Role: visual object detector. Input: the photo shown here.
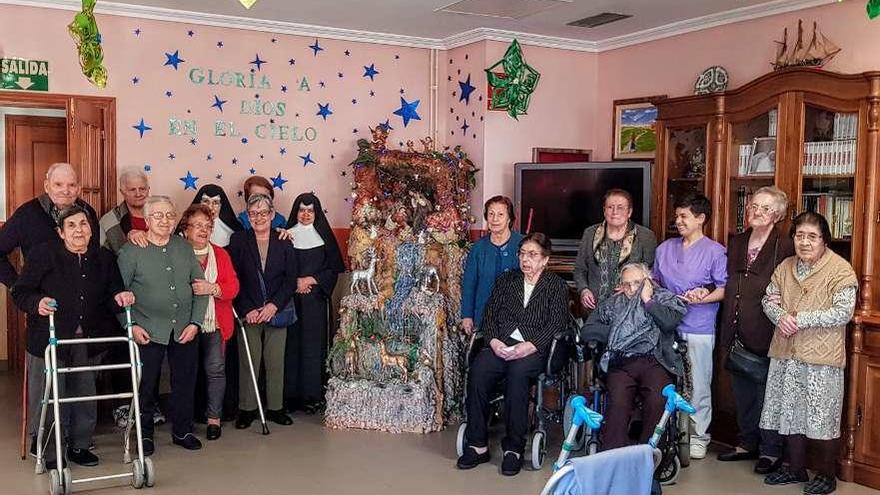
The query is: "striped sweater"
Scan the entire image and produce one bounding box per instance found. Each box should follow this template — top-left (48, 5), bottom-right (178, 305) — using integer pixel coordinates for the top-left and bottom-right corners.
top-left (480, 270), bottom-right (571, 354)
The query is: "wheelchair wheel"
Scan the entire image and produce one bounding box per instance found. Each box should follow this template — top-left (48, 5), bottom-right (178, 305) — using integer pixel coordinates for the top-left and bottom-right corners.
top-left (677, 414), bottom-right (691, 468)
top-left (455, 423), bottom-right (467, 458)
top-left (655, 453), bottom-right (681, 485)
top-left (132, 459), bottom-right (145, 489)
top-left (62, 468), bottom-right (72, 495)
top-left (48, 469), bottom-right (63, 495)
top-left (562, 400), bottom-right (586, 452)
top-left (530, 431), bottom-right (546, 470)
top-left (144, 457), bottom-right (156, 487)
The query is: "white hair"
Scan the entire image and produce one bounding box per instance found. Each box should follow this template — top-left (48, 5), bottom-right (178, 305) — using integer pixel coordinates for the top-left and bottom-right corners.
top-left (752, 186), bottom-right (789, 222)
top-left (143, 195), bottom-right (175, 217)
top-left (118, 166), bottom-right (149, 188)
top-left (620, 262), bottom-right (652, 280)
top-left (45, 162), bottom-right (78, 182)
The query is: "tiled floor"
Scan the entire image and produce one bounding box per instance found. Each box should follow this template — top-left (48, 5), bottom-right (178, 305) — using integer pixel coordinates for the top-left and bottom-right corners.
top-left (0, 372), bottom-right (877, 495)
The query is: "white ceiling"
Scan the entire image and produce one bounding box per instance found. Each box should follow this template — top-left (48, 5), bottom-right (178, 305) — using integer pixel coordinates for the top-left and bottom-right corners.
top-left (7, 0), bottom-right (836, 50)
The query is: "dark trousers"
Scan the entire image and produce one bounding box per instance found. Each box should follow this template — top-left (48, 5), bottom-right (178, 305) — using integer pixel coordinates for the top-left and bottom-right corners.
top-left (729, 371), bottom-right (781, 457)
top-left (601, 356), bottom-right (674, 451)
top-left (784, 434), bottom-right (838, 478)
top-left (465, 348), bottom-right (543, 454)
top-left (139, 338), bottom-right (198, 439)
top-left (223, 332), bottom-right (240, 420)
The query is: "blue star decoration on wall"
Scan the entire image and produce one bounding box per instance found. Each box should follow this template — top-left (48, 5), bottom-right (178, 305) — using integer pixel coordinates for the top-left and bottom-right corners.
top-left (271, 173), bottom-right (288, 190)
top-left (363, 64), bottom-right (379, 81)
top-left (250, 54), bottom-right (267, 71)
top-left (309, 39), bottom-right (323, 56)
top-left (180, 171), bottom-right (198, 190)
top-left (164, 50), bottom-right (185, 70)
top-left (459, 74), bottom-right (476, 104)
top-left (143, 164), bottom-right (151, 172)
top-left (317, 103), bottom-right (333, 120)
top-left (300, 152), bottom-right (316, 167)
top-left (393, 97), bottom-right (421, 127)
top-left (132, 118), bottom-right (152, 138)
top-left (211, 95), bottom-right (227, 112)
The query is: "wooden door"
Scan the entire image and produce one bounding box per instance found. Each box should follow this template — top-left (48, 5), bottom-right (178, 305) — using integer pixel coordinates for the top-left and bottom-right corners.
top-left (4, 114), bottom-right (67, 372)
top-left (67, 98), bottom-right (107, 211)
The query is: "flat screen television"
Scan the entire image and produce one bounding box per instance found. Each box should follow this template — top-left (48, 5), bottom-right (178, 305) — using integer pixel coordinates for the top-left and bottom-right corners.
top-left (514, 162), bottom-right (652, 252)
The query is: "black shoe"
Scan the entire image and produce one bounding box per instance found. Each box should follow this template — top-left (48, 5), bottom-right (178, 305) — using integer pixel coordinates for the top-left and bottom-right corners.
top-left (717, 449), bottom-right (759, 462)
top-left (501, 451), bottom-right (522, 476)
top-left (765, 467), bottom-right (809, 485)
top-left (207, 424), bottom-right (222, 440)
top-left (235, 410), bottom-right (256, 430)
top-left (755, 456), bottom-right (783, 475)
top-left (67, 447), bottom-right (99, 467)
top-left (804, 474), bottom-right (837, 495)
top-left (456, 446), bottom-right (490, 470)
top-left (141, 438), bottom-right (154, 457)
top-left (266, 409), bottom-right (293, 426)
top-left (172, 433), bottom-right (203, 451)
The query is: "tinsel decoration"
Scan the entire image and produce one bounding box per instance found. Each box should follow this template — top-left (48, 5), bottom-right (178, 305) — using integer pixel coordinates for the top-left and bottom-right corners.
top-left (869, 0), bottom-right (880, 19)
top-left (485, 39), bottom-right (541, 120)
top-left (68, 0), bottom-right (107, 88)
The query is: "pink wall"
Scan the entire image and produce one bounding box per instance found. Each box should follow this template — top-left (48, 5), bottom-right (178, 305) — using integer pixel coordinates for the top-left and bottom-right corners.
top-left (0, 4), bottom-right (435, 226)
top-left (594, 0), bottom-right (880, 160)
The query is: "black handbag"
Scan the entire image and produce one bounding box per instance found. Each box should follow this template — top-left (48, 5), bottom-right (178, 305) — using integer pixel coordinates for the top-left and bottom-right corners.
top-left (725, 336), bottom-right (770, 383)
top-left (255, 252), bottom-right (298, 328)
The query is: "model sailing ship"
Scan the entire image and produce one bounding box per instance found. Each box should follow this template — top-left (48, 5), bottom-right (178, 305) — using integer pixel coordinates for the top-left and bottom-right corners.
top-left (773, 20), bottom-right (841, 70)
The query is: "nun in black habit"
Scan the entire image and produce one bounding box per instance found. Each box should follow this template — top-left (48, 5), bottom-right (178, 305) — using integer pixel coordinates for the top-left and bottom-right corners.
top-left (190, 184), bottom-right (244, 422)
top-left (284, 193), bottom-right (345, 414)
top-left (191, 184), bottom-right (244, 247)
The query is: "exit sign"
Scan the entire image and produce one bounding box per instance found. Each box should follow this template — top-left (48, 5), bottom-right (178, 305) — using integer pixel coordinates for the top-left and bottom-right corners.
top-left (1, 58), bottom-right (49, 91)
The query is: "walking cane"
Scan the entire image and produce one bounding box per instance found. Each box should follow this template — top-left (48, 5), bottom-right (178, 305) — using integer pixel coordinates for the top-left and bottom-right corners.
top-left (232, 308), bottom-right (270, 435)
top-left (20, 356), bottom-right (28, 459)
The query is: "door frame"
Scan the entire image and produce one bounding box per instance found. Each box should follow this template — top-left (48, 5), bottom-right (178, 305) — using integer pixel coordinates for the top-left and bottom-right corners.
top-left (0, 90), bottom-right (116, 373)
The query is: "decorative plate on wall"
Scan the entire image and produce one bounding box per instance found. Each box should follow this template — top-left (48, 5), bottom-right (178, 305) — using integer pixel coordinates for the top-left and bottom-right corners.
top-left (694, 66), bottom-right (729, 95)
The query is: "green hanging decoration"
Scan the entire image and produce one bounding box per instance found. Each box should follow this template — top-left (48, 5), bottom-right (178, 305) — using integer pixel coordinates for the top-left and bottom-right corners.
top-left (68, 0), bottom-right (107, 88)
top-left (485, 39), bottom-right (540, 120)
top-left (869, 0), bottom-right (880, 19)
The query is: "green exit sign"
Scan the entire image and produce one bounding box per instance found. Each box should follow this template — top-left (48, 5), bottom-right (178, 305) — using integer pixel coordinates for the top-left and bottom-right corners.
top-left (1, 58), bottom-right (49, 91)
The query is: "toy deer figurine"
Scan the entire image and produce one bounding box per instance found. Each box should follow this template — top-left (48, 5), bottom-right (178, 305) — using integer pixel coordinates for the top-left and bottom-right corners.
top-left (343, 335), bottom-right (359, 376)
top-left (378, 340), bottom-right (408, 382)
top-left (350, 248), bottom-right (378, 296)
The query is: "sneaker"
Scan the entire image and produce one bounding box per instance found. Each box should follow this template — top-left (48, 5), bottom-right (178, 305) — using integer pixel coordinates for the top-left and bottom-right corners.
top-left (456, 446), bottom-right (490, 470)
top-left (765, 467), bottom-right (809, 486)
top-left (755, 456), bottom-right (782, 475)
top-left (172, 433), bottom-right (203, 451)
top-left (501, 451), bottom-right (522, 476)
top-left (67, 447), bottom-right (99, 467)
top-left (804, 474), bottom-right (837, 495)
top-left (235, 410), bottom-right (256, 430)
top-left (690, 442), bottom-right (707, 460)
top-left (266, 409), bottom-right (293, 426)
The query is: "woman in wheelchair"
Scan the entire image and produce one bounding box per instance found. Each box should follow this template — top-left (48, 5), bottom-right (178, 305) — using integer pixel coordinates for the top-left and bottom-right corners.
top-left (456, 232), bottom-right (570, 476)
top-left (580, 262), bottom-right (687, 451)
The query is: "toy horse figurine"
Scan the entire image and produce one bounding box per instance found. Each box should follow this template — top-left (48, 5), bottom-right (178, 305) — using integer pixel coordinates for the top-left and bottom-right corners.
top-left (350, 248), bottom-right (378, 296)
top-left (378, 340), bottom-right (408, 382)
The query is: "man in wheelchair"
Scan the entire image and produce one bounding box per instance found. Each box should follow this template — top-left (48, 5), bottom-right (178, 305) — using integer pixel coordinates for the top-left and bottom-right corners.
top-left (580, 262), bottom-right (687, 451)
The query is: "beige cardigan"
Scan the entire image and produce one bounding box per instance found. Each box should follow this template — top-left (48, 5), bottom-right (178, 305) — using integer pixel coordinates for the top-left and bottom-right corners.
top-left (767, 250), bottom-right (857, 368)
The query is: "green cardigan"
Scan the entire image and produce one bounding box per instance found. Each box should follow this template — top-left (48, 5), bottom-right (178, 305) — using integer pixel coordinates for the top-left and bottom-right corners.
top-left (117, 236), bottom-right (208, 345)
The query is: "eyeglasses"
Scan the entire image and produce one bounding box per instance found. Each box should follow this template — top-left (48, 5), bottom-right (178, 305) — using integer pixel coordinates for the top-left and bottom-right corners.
top-left (148, 212), bottom-right (177, 220)
top-left (604, 205), bottom-right (630, 213)
top-left (248, 209), bottom-right (272, 219)
top-left (518, 249), bottom-right (544, 260)
top-left (200, 198), bottom-right (222, 207)
top-left (188, 222), bottom-right (213, 231)
top-left (747, 204), bottom-right (775, 215)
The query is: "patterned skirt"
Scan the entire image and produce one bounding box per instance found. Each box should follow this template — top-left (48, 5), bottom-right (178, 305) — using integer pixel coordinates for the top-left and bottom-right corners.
top-left (759, 357), bottom-right (844, 440)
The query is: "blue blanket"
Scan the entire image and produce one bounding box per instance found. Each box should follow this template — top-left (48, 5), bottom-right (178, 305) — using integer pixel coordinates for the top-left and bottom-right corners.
top-left (553, 445), bottom-right (655, 495)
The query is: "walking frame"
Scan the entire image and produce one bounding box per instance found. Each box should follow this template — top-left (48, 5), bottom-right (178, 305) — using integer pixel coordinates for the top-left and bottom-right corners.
top-left (232, 307), bottom-right (270, 435)
top-left (35, 305), bottom-right (155, 494)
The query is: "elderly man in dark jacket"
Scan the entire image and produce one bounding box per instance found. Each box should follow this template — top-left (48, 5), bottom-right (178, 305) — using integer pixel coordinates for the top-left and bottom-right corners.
top-left (581, 262), bottom-right (686, 450)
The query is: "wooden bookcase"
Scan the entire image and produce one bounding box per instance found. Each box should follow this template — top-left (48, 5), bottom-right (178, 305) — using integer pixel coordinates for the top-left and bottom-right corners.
top-left (652, 67), bottom-right (880, 488)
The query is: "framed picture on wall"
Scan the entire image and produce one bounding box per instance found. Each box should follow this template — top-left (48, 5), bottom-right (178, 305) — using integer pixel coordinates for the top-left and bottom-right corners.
top-left (612, 95), bottom-right (666, 160)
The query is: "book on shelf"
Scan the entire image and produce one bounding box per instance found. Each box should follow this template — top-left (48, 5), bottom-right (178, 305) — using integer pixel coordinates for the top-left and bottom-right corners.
top-left (802, 193), bottom-right (853, 238)
top-left (738, 144), bottom-right (753, 176)
top-left (803, 139), bottom-right (855, 175)
top-left (735, 187), bottom-right (753, 233)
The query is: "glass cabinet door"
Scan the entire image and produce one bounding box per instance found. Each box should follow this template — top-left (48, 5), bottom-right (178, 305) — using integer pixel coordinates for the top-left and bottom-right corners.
top-left (726, 108), bottom-right (779, 237)
top-left (663, 125), bottom-right (708, 238)
top-left (800, 104), bottom-right (856, 261)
